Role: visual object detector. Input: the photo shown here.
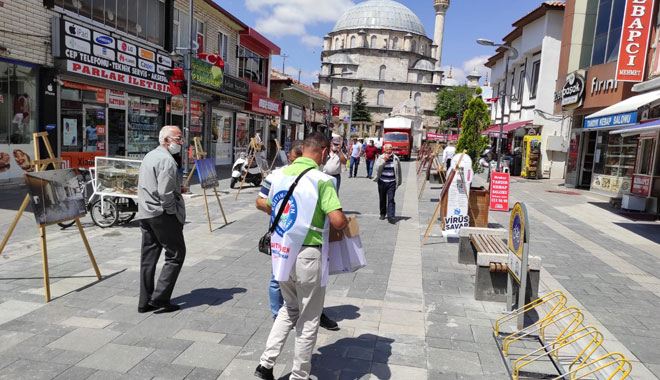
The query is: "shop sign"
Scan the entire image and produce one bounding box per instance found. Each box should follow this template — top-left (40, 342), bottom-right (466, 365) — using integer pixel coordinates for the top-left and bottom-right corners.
top-left (170, 96), bottom-right (185, 115)
top-left (284, 104), bottom-right (303, 123)
top-left (584, 111), bottom-right (637, 129)
top-left (489, 172), bottom-right (510, 211)
top-left (616, 0), bottom-right (655, 82)
top-left (631, 174), bottom-right (652, 196)
top-left (54, 18), bottom-right (171, 94)
top-left (108, 90), bottom-right (127, 109)
top-left (249, 93), bottom-right (281, 116)
top-left (591, 76), bottom-right (619, 95)
top-left (561, 72), bottom-right (585, 110)
top-left (191, 57), bottom-right (223, 91)
top-left (426, 132), bottom-right (458, 141)
top-left (220, 74), bottom-right (249, 100)
top-left (61, 152), bottom-right (105, 169)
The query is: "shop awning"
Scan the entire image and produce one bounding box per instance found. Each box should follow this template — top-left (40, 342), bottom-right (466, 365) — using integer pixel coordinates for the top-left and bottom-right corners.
top-left (584, 89), bottom-right (660, 129)
top-left (482, 120), bottom-right (532, 136)
top-left (611, 118), bottom-right (660, 136)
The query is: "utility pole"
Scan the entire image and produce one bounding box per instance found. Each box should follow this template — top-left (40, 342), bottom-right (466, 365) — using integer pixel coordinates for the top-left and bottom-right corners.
top-left (281, 54), bottom-right (289, 72)
top-left (183, 0), bottom-right (194, 183)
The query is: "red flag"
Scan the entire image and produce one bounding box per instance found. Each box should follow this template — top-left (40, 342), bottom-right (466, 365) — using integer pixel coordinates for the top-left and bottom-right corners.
top-left (197, 53), bottom-right (225, 69)
top-left (164, 69), bottom-right (186, 96)
top-left (486, 97), bottom-right (499, 103)
top-left (331, 105), bottom-right (340, 116)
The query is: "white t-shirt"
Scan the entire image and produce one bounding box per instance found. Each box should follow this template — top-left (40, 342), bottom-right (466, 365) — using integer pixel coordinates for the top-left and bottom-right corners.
top-left (442, 146), bottom-right (456, 167)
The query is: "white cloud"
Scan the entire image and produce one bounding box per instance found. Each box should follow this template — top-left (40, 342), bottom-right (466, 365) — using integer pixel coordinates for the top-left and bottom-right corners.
top-left (244, 0), bottom-right (355, 46)
top-left (301, 35), bottom-right (323, 48)
top-left (441, 55), bottom-right (491, 85)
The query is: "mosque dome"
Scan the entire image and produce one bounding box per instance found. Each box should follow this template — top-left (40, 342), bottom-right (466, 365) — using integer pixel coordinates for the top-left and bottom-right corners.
top-left (332, 0), bottom-right (426, 36)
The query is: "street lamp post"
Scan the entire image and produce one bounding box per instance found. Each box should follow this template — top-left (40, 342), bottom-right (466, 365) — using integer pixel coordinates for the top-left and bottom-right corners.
top-left (477, 38), bottom-right (518, 172)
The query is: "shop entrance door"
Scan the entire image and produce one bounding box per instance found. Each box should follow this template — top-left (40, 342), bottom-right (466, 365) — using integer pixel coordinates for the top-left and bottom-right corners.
top-left (107, 108), bottom-right (126, 156)
top-left (565, 130), bottom-right (581, 187)
top-left (82, 105), bottom-right (106, 153)
top-left (579, 130), bottom-right (597, 188)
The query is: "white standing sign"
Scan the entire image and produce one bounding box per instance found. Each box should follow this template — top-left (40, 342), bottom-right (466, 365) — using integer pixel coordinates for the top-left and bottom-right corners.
top-left (443, 153), bottom-right (474, 238)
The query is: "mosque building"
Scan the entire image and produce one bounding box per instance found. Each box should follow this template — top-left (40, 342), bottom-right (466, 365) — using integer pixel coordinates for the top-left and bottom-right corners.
top-left (317, 0), bottom-right (452, 131)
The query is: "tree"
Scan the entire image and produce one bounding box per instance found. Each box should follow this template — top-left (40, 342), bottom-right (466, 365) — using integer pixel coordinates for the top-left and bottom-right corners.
top-left (434, 85), bottom-right (473, 130)
top-left (456, 87), bottom-right (490, 172)
top-left (351, 82), bottom-right (372, 122)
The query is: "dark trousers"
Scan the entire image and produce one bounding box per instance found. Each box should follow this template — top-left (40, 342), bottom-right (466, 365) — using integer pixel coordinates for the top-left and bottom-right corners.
top-left (350, 156), bottom-right (360, 177)
top-left (332, 174), bottom-right (341, 194)
top-left (378, 180), bottom-right (396, 218)
top-left (139, 213), bottom-right (186, 308)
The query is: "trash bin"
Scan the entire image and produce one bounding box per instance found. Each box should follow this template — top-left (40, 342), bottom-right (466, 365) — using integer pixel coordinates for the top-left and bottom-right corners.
top-left (469, 187), bottom-right (489, 227)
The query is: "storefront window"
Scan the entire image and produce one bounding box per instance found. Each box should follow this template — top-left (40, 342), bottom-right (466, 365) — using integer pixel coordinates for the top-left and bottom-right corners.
top-left (636, 138), bottom-right (655, 176)
top-left (126, 96), bottom-right (163, 158)
top-left (592, 131), bottom-right (637, 193)
top-left (212, 110), bottom-right (233, 166)
top-left (60, 84), bottom-right (106, 153)
top-left (55, 0), bottom-right (166, 47)
top-left (0, 61), bottom-right (39, 145)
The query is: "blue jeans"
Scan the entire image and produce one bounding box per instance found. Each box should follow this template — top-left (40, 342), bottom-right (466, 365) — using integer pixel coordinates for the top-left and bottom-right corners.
top-left (269, 273), bottom-right (283, 318)
top-left (378, 180), bottom-right (396, 218)
top-left (366, 160), bottom-right (375, 177)
top-left (332, 174), bottom-right (341, 194)
top-left (350, 156), bottom-right (360, 177)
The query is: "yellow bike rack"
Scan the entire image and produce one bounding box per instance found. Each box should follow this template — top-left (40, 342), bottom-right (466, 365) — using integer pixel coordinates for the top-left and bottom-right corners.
top-left (495, 290), bottom-right (567, 337)
top-left (512, 326), bottom-right (603, 380)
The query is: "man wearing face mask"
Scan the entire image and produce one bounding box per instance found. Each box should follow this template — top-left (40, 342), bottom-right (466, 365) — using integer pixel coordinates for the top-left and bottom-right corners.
top-left (136, 126), bottom-right (187, 313)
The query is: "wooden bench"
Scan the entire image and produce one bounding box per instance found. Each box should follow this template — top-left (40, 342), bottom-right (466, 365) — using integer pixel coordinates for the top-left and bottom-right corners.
top-left (458, 227), bottom-right (541, 303)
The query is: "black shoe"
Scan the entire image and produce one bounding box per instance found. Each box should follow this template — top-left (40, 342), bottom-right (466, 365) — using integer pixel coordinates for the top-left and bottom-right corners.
top-left (320, 313), bottom-right (339, 331)
top-left (379, 215), bottom-right (386, 220)
top-left (137, 304), bottom-right (158, 313)
top-left (388, 218), bottom-right (396, 224)
top-left (254, 365), bottom-right (274, 380)
top-left (148, 301), bottom-right (181, 313)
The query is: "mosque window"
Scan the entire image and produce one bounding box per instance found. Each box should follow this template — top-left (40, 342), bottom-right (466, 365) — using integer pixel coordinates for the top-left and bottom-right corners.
top-left (417, 72), bottom-right (423, 83)
top-left (392, 37), bottom-right (399, 50)
top-left (411, 40), bottom-right (417, 53)
top-left (414, 92), bottom-right (421, 107)
top-left (379, 65), bottom-right (386, 80)
top-left (335, 38), bottom-right (339, 49)
top-left (341, 87), bottom-right (349, 103)
top-left (350, 36), bottom-right (356, 48)
top-left (377, 90), bottom-right (385, 105)
top-left (421, 44), bottom-right (426, 55)
top-left (371, 36), bottom-right (377, 48)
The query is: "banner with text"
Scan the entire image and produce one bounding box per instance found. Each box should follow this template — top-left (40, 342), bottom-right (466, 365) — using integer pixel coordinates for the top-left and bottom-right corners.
top-left (616, 0), bottom-right (655, 82)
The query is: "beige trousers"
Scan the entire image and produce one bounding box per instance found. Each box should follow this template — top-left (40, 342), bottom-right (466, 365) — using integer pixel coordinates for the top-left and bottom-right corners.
top-left (260, 246), bottom-right (326, 380)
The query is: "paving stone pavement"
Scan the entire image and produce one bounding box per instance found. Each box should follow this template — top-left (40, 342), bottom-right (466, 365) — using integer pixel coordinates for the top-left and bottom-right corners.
top-left (0, 160), bottom-right (659, 379)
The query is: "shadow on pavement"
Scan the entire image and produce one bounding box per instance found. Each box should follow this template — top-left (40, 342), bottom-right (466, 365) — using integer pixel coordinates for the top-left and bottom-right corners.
top-left (172, 287), bottom-right (246, 310)
top-left (614, 222), bottom-right (660, 245)
top-left (310, 334), bottom-right (394, 379)
top-left (323, 305), bottom-right (360, 322)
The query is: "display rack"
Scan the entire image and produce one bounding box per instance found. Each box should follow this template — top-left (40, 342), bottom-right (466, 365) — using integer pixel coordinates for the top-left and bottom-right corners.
top-left (94, 157), bottom-right (141, 199)
top-left (127, 113), bottom-right (159, 157)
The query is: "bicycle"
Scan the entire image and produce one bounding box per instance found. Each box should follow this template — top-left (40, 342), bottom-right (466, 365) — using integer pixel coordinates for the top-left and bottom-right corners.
top-left (58, 168), bottom-right (137, 228)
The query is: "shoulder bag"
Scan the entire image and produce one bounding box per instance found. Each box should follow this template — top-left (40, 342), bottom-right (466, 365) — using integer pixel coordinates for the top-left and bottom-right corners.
top-left (258, 167), bottom-right (313, 255)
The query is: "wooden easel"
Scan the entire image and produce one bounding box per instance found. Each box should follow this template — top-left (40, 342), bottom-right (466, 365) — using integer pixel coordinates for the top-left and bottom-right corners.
top-left (235, 138), bottom-right (259, 200)
top-left (0, 132), bottom-right (101, 302)
top-left (188, 137), bottom-right (228, 232)
top-left (422, 150), bottom-right (466, 245)
top-left (268, 139), bottom-right (282, 172)
top-left (417, 143), bottom-right (443, 200)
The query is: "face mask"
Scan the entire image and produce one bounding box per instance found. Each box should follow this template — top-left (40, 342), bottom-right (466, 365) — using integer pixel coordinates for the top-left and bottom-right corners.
top-left (168, 141), bottom-right (182, 155)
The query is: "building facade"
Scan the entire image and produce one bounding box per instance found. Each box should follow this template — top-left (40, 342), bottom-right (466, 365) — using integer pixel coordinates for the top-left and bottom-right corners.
top-left (0, 0), bottom-right (57, 183)
top-left (317, 0), bottom-right (447, 132)
top-left (485, 1), bottom-right (565, 179)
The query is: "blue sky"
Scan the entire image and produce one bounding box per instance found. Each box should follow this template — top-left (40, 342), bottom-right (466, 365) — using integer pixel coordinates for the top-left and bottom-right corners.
top-left (216, 0), bottom-right (545, 85)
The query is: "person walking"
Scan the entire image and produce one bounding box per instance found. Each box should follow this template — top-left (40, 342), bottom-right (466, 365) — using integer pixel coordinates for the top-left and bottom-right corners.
top-left (254, 132), bottom-right (348, 380)
top-left (373, 143), bottom-right (402, 224)
top-left (442, 142), bottom-right (456, 170)
top-left (257, 140), bottom-right (339, 330)
top-left (348, 137), bottom-right (362, 178)
top-left (136, 126), bottom-right (186, 313)
top-left (323, 134), bottom-right (347, 192)
top-left (364, 139), bottom-right (379, 179)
